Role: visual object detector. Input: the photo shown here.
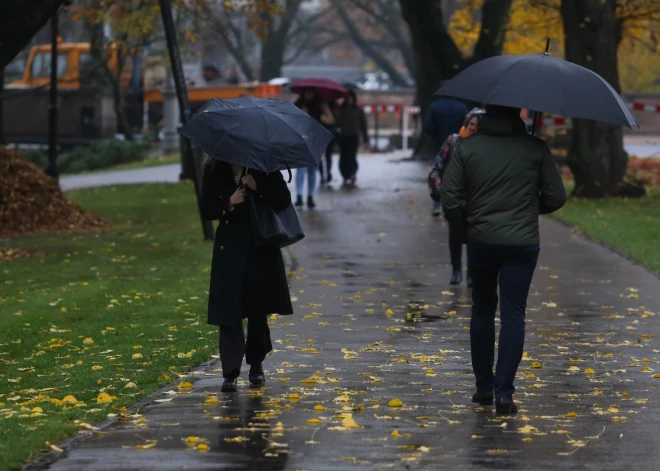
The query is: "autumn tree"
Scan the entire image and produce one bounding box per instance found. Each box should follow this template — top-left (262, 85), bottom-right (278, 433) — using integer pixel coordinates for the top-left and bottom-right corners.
top-left (560, 0), bottom-right (660, 197)
top-left (333, 0), bottom-right (413, 87)
top-left (398, 0), bottom-right (514, 159)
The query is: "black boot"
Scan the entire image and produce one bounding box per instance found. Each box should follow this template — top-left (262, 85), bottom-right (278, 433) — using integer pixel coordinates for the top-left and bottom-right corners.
top-left (471, 391), bottom-right (494, 406)
top-left (450, 270), bottom-right (462, 286)
top-left (307, 196), bottom-right (316, 209)
top-left (221, 377), bottom-right (238, 392)
top-left (295, 195), bottom-right (304, 207)
top-left (495, 397), bottom-right (518, 414)
top-left (249, 364), bottom-right (266, 386)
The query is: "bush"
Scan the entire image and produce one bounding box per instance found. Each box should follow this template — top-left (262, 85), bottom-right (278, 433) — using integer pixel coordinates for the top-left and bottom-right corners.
top-left (16, 140), bottom-right (151, 175)
top-left (20, 148), bottom-right (48, 170)
top-left (57, 139), bottom-right (151, 174)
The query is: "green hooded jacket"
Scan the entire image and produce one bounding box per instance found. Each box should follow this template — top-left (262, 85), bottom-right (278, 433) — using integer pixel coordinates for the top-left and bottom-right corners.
top-left (439, 112), bottom-right (566, 246)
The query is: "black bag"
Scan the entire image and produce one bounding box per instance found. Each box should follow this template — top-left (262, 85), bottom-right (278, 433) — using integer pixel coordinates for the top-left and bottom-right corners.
top-left (248, 192), bottom-right (305, 249)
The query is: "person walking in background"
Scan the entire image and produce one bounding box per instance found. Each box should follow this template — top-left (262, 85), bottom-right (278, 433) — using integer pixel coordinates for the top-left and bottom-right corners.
top-left (440, 104), bottom-right (566, 414)
top-left (429, 108), bottom-right (485, 286)
top-left (295, 88), bottom-right (335, 208)
top-left (423, 80), bottom-right (469, 157)
top-left (336, 90), bottom-right (368, 186)
top-left (200, 158), bottom-right (294, 393)
top-left (320, 99), bottom-right (338, 185)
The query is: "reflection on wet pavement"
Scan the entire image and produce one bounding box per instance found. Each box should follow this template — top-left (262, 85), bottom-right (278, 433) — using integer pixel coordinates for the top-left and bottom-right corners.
top-left (48, 155), bottom-right (660, 470)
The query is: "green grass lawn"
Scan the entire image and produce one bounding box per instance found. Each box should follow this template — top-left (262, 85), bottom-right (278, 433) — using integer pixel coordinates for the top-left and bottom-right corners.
top-left (554, 189), bottom-right (660, 274)
top-left (0, 183), bottom-right (217, 470)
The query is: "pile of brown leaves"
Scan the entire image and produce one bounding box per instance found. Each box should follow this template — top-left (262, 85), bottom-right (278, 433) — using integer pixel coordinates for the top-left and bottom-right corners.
top-left (0, 147), bottom-right (109, 239)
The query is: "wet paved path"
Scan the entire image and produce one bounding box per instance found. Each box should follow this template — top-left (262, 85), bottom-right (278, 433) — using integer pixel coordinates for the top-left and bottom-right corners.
top-left (49, 156), bottom-right (660, 470)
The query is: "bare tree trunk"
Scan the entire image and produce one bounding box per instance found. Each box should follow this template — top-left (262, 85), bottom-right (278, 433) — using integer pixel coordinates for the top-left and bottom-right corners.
top-left (399, 0), bottom-right (513, 159)
top-left (561, 0), bottom-right (637, 197)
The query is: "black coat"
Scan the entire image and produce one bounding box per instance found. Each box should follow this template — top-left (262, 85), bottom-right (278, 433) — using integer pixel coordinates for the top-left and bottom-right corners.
top-left (201, 162), bottom-right (294, 327)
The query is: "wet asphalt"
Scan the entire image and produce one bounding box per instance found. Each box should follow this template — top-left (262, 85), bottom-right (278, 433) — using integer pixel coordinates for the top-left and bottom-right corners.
top-left (47, 155), bottom-right (660, 470)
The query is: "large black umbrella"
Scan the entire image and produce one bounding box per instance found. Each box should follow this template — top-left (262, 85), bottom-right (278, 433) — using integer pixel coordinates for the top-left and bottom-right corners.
top-left (178, 96), bottom-right (333, 173)
top-left (435, 49), bottom-right (637, 128)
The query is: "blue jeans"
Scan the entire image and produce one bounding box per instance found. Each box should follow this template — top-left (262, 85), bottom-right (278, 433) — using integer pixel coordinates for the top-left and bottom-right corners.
top-left (467, 243), bottom-right (540, 399)
top-left (296, 167), bottom-right (317, 197)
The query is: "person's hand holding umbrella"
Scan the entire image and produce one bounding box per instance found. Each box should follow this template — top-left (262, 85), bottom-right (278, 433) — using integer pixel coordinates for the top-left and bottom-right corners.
top-left (241, 174), bottom-right (258, 191)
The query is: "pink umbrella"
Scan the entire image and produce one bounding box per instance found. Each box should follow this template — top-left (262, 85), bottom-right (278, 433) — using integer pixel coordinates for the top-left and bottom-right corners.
top-left (290, 78), bottom-right (349, 100)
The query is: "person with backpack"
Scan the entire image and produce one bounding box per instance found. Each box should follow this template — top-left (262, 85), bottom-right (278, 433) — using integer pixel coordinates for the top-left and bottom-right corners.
top-left (428, 108), bottom-right (485, 286)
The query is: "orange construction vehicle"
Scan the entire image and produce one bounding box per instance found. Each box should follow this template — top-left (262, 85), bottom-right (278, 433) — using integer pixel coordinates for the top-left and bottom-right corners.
top-left (3, 41), bottom-right (281, 146)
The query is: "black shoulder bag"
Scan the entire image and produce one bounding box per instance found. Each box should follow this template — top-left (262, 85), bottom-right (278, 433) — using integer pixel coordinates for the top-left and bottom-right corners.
top-left (247, 168), bottom-right (305, 249)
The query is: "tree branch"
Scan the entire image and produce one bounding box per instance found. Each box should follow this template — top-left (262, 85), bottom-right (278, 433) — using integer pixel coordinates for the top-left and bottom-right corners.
top-left (335, 2), bottom-right (410, 86)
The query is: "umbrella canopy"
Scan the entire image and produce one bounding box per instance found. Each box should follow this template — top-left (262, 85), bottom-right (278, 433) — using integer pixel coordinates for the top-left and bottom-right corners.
top-left (178, 96), bottom-right (334, 173)
top-left (435, 53), bottom-right (637, 128)
top-left (290, 78), bottom-right (349, 100)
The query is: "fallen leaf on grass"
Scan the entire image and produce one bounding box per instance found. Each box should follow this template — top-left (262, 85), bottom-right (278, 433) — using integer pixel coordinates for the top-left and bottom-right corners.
top-left (97, 392), bottom-right (116, 404)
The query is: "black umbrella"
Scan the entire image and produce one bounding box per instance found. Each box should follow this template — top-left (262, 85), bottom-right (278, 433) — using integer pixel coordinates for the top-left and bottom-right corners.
top-left (178, 96), bottom-right (333, 173)
top-left (435, 43), bottom-right (637, 129)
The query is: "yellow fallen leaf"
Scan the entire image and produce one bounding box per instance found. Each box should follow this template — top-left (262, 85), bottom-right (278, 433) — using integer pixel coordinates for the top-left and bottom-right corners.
top-left (314, 405), bottom-right (325, 411)
top-left (196, 444), bottom-right (209, 452)
top-left (530, 362), bottom-right (542, 369)
top-left (288, 393), bottom-right (301, 402)
top-left (83, 338), bottom-right (95, 345)
top-left (225, 436), bottom-right (248, 443)
top-left (341, 413), bottom-right (361, 429)
top-left (92, 365), bottom-right (103, 371)
top-left (585, 368), bottom-right (595, 375)
top-left (185, 436), bottom-right (207, 445)
top-left (134, 440), bottom-right (157, 450)
top-left (568, 366), bottom-right (580, 372)
top-left (132, 353), bottom-right (143, 360)
top-left (651, 374), bottom-right (660, 378)
top-left (124, 382), bottom-right (137, 389)
top-left (565, 412), bottom-right (577, 418)
top-left (97, 392), bottom-right (114, 404)
top-left (47, 442), bottom-right (64, 453)
top-left (391, 430), bottom-right (403, 438)
top-left (519, 425), bottom-right (539, 434)
top-left (178, 381), bottom-right (194, 389)
top-left (204, 396), bottom-right (219, 404)
top-left (61, 395), bottom-right (77, 405)
top-left (388, 398), bottom-right (403, 408)
top-left (307, 418), bottom-right (321, 424)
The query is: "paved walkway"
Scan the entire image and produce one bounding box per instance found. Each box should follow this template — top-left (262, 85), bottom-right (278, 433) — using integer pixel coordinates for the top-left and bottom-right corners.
top-left (48, 156), bottom-right (660, 470)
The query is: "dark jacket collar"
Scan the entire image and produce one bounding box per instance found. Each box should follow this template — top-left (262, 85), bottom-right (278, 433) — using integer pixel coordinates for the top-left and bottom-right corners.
top-left (478, 114), bottom-right (527, 136)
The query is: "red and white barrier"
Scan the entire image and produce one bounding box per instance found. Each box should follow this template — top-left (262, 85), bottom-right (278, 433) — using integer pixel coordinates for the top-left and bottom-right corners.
top-left (630, 102), bottom-right (660, 113)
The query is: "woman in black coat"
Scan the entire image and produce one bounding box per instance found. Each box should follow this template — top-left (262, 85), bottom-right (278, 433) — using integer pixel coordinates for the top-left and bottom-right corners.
top-left (201, 159), bottom-right (294, 392)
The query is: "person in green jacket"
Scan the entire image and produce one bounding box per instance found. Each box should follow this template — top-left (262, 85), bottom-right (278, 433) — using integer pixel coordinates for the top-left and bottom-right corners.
top-left (440, 104), bottom-right (566, 414)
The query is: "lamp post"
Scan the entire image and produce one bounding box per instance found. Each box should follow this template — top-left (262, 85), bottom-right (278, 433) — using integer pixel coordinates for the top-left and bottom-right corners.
top-left (46, 11), bottom-right (59, 180)
top-left (158, 0), bottom-right (214, 241)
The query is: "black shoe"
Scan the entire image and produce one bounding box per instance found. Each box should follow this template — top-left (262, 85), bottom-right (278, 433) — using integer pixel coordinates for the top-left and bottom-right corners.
top-left (467, 276), bottom-right (473, 288)
top-left (221, 377), bottom-right (238, 392)
top-left (471, 391), bottom-right (494, 406)
top-left (307, 196), bottom-right (316, 209)
top-left (495, 397), bottom-right (518, 414)
top-left (450, 270), bottom-right (462, 285)
top-left (295, 196), bottom-right (304, 207)
top-left (248, 364), bottom-right (266, 386)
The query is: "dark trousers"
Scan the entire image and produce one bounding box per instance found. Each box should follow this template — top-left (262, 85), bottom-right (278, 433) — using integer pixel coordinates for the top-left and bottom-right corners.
top-left (339, 135), bottom-right (359, 180)
top-left (320, 138), bottom-right (335, 182)
top-left (219, 318), bottom-right (272, 379)
top-left (448, 225), bottom-right (470, 276)
top-left (467, 243), bottom-right (540, 399)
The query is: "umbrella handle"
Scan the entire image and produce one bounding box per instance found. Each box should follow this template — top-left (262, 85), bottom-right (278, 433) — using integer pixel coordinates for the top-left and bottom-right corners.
top-left (286, 167), bottom-right (292, 183)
